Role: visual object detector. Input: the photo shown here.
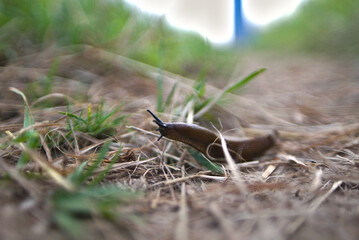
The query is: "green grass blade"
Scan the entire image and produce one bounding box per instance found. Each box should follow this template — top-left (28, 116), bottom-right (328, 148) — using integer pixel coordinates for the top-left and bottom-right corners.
top-left (156, 72), bottom-right (164, 112)
top-left (87, 104), bottom-right (92, 127)
top-left (99, 105), bottom-right (122, 125)
top-left (194, 96), bottom-right (214, 112)
top-left (75, 141), bottom-right (111, 185)
top-left (187, 148), bottom-right (224, 175)
top-left (90, 148), bottom-right (122, 186)
top-left (17, 132), bottom-right (40, 167)
top-left (9, 87), bottom-right (33, 128)
top-left (156, 40), bottom-right (166, 112)
top-left (194, 78), bottom-right (207, 97)
top-left (43, 58), bottom-right (59, 96)
top-left (164, 82), bottom-right (178, 109)
top-left (59, 111), bottom-right (88, 125)
top-left (9, 88), bottom-right (40, 167)
top-left (67, 161), bottom-right (88, 184)
top-left (224, 68), bottom-right (266, 94)
top-left (184, 79), bottom-right (207, 107)
top-left (53, 211), bottom-right (84, 238)
top-left (193, 68), bottom-right (267, 119)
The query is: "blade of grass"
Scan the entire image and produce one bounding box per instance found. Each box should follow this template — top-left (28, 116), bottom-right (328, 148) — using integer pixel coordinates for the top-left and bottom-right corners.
top-left (17, 132), bottom-right (41, 166)
top-left (67, 161), bottom-right (88, 184)
top-left (156, 39), bottom-right (165, 112)
top-left (187, 148), bottom-right (224, 175)
top-left (9, 87), bottom-right (33, 128)
top-left (74, 141), bottom-right (111, 186)
top-left (43, 58), bottom-right (59, 96)
top-left (224, 68), bottom-right (266, 94)
top-left (53, 211), bottom-right (84, 239)
top-left (194, 78), bottom-right (207, 98)
top-left (90, 148), bottom-right (121, 186)
top-left (98, 105), bottom-right (122, 126)
top-left (194, 68), bottom-right (266, 119)
top-left (87, 103), bottom-right (92, 130)
top-left (9, 87), bottom-right (39, 167)
top-left (59, 111), bottom-right (88, 125)
top-left (164, 82), bottom-right (178, 109)
top-left (156, 71), bottom-right (164, 112)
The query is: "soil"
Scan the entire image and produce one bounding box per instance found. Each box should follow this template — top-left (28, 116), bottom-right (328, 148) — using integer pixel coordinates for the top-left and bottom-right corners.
top-left (1, 46), bottom-right (359, 240)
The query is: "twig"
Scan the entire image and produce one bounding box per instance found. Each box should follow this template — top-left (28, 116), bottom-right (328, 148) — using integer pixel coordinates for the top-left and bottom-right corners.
top-left (68, 118), bottom-right (80, 156)
top-left (215, 128), bottom-right (247, 193)
top-left (127, 125), bottom-right (160, 138)
top-left (152, 173), bottom-right (226, 186)
top-left (261, 165), bottom-right (277, 180)
top-left (278, 153), bottom-right (309, 168)
top-left (309, 180), bottom-right (342, 210)
top-left (176, 149), bottom-right (188, 168)
top-left (285, 180), bottom-right (343, 235)
top-left (310, 168), bottom-right (323, 192)
top-left (175, 167), bottom-right (189, 240)
top-left (161, 162), bottom-right (177, 203)
top-left (31, 93), bottom-right (78, 106)
top-left (150, 188), bottom-right (162, 209)
top-left (39, 133), bottom-right (53, 162)
top-left (93, 157), bottom-right (157, 173)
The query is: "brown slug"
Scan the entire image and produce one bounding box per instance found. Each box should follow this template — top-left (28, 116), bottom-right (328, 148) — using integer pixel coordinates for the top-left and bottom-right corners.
top-left (147, 109), bottom-right (278, 162)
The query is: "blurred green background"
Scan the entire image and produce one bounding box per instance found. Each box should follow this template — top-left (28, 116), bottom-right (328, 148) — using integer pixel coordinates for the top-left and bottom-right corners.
top-left (253, 0), bottom-right (359, 55)
top-left (0, 0), bottom-right (358, 75)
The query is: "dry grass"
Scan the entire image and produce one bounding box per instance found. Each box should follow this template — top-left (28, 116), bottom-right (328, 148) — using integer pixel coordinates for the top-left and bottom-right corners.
top-left (1, 46), bottom-right (359, 240)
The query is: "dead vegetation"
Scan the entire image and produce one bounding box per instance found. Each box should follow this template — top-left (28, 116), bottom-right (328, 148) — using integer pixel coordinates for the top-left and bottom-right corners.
top-left (1, 46), bottom-right (359, 240)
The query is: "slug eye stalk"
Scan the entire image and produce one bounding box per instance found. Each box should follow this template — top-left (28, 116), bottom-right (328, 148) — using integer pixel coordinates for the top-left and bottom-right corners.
top-left (147, 109), bottom-right (165, 141)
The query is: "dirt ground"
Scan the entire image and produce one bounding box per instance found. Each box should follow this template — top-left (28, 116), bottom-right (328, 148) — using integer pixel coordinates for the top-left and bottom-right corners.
top-left (1, 46), bottom-right (359, 240)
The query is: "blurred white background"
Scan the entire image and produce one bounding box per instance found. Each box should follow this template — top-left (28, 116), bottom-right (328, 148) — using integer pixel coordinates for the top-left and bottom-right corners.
top-left (124, 0), bottom-right (304, 44)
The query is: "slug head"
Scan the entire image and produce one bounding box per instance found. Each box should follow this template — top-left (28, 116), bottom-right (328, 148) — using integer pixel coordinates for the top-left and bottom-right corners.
top-left (147, 109), bottom-right (167, 141)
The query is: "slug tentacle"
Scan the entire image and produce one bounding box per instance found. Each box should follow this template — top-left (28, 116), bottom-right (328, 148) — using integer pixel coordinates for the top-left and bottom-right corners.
top-left (147, 109), bottom-right (166, 141)
top-left (147, 109), bottom-right (278, 162)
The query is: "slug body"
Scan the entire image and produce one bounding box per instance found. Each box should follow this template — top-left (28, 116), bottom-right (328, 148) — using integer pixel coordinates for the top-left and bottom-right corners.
top-left (147, 109), bottom-right (277, 162)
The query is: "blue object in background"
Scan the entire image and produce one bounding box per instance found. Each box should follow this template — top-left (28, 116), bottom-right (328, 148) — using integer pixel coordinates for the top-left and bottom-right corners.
top-left (234, 0), bottom-right (246, 42)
